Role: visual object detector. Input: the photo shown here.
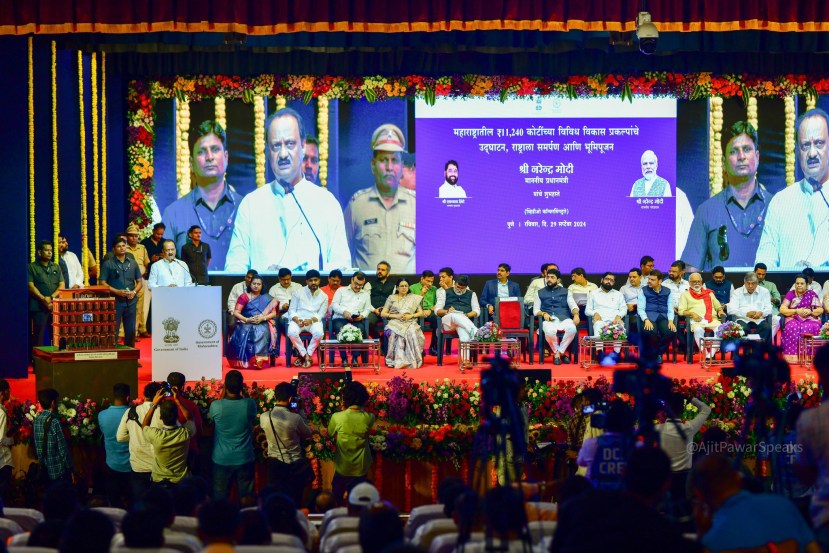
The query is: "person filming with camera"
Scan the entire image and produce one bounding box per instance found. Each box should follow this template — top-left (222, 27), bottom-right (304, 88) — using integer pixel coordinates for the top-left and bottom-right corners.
top-left (141, 381), bottom-right (195, 486)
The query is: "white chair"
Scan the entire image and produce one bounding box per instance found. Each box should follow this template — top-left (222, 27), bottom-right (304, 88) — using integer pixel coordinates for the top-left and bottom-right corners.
top-left (3, 508), bottom-right (45, 531)
top-left (112, 532), bottom-right (202, 553)
top-left (298, 511), bottom-right (318, 551)
top-left (526, 521), bottom-right (558, 544)
top-left (111, 548), bottom-right (181, 553)
top-left (8, 548), bottom-right (59, 553)
top-left (339, 546), bottom-right (362, 553)
top-left (8, 532), bottom-right (31, 546)
top-left (0, 518), bottom-right (25, 542)
top-left (429, 531), bottom-right (485, 553)
top-left (461, 539), bottom-right (534, 553)
top-left (170, 515), bottom-right (198, 535)
top-left (321, 516), bottom-right (359, 539)
top-left (411, 519), bottom-right (456, 550)
top-left (271, 533), bottom-right (307, 550)
top-left (236, 547), bottom-right (307, 553)
top-left (320, 507), bottom-right (347, 536)
top-left (404, 504), bottom-right (445, 539)
top-left (92, 506), bottom-right (127, 529)
top-left (321, 531), bottom-right (359, 553)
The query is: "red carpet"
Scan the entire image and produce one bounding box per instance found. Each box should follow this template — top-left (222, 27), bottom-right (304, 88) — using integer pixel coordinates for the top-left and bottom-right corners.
top-left (11, 330), bottom-right (814, 402)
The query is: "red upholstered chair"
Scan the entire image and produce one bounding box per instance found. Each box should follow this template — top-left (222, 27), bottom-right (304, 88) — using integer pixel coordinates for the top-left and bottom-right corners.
top-left (494, 297), bottom-right (533, 364)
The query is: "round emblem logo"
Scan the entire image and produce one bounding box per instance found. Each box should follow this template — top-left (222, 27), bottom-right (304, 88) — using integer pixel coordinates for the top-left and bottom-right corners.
top-left (198, 319), bottom-right (217, 339)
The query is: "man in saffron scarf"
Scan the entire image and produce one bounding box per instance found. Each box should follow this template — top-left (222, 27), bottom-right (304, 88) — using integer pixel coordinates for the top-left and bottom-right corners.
top-left (678, 273), bottom-right (726, 361)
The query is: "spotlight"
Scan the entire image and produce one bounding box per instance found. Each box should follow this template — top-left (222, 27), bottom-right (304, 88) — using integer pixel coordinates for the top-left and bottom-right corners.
top-left (635, 12), bottom-right (658, 55)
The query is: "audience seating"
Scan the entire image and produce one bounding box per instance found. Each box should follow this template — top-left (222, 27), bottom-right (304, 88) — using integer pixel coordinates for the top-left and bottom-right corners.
top-left (0, 518), bottom-right (24, 542)
top-left (236, 547), bottom-right (307, 553)
top-left (270, 533), bottom-right (307, 550)
top-left (404, 504), bottom-right (446, 540)
top-left (8, 548), bottom-right (60, 553)
top-left (112, 532), bottom-right (202, 553)
top-left (319, 507), bottom-right (347, 536)
top-left (8, 533), bottom-right (30, 546)
top-left (3, 508), bottom-right (44, 532)
top-left (411, 518), bottom-right (457, 550)
top-left (337, 546), bottom-right (362, 553)
top-left (170, 515), bottom-right (198, 535)
top-left (92, 506), bottom-right (127, 529)
top-left (429, 531), bottom-right (485, 553)
top-left (320, 531), bottom-right (359, 553)
top-left (111, 548), bottom-right (181, 553)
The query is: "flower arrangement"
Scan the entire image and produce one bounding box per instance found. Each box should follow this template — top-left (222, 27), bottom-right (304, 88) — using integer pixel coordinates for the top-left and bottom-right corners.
top-left (599, 322), bottom-right (627, 341)
top-left (337, 323), bottom-right (364, 344)
top-left (716, 320), bottom-right (745, 339)
top-left (56, 396), bottom-right (101, 445)
top-left (474, 321), bottom-right (503, 342)
top-left (818, 322), bottom-right (829, 340)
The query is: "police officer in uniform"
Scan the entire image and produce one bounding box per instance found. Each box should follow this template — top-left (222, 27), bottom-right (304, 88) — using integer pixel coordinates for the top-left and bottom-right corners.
top-left (345, 123), bottom-right (416, 273)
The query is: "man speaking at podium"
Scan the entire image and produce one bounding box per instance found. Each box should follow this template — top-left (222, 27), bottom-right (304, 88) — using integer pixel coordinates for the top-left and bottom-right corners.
top-left (148, 240), bottom-right (195, 289)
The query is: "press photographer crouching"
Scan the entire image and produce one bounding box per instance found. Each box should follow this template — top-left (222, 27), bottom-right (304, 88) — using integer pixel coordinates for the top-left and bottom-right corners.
top-left (260, 382), bottom-right (313, 507)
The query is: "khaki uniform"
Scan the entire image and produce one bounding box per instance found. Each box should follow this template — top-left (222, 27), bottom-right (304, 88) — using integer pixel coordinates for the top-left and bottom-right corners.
top-left (126, 243), bottom-right (150, 334)
top-left (345, 186), bottom-right (416, 273)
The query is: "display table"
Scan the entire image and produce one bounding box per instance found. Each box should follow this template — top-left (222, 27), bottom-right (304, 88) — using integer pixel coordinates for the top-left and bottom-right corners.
top-left (458, 339), bottom-right (520, 373)
top-left (319, 340), bottom-right (381, 374)
top-left (578, 337), bottom-right (637, 369)
top-left (33, 346), bottom-right (139, 404)
top-left (799, 336), bottom-right (829, 367)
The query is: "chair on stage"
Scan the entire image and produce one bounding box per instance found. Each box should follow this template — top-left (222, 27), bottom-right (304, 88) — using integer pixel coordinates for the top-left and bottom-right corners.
top-left (637, 314), bottom-right (680, 363)
top-left (284, 318), bottom-right (327, 368)
top-left (493, 297), bottom-right (533, 364)
top-left (436, 313), bottom-right (482, 366)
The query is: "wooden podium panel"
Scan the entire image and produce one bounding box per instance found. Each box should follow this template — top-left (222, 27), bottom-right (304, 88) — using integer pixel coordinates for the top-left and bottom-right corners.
top-left (33, 346), bottom-right (139, 404)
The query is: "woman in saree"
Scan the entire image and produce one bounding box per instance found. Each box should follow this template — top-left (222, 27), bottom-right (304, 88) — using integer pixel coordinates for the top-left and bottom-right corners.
top-left (780, 274), bottom-right (824, 361)
top-left (227, 275), bottom-right (279, 369)
top-left (381, 277), bottom-right (426, 369)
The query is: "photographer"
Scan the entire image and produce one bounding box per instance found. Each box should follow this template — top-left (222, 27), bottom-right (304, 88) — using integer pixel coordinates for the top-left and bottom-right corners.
top-left (209, 370), bottom-right (257, 503)
top-left (577, 400), bottom-right (634, 490)
top-left (656, 392), bottom-right (712, 473)
top-left (141, 384), bottom-right (196, 485)
top-left (569, 388), bottom-right (605, 476)
top-left (260, 382), bottom-right (312, 506)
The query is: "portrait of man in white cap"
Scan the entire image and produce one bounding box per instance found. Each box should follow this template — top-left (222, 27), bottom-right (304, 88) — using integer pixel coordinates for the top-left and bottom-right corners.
top-left (344, 123), bottom-right (416, 273)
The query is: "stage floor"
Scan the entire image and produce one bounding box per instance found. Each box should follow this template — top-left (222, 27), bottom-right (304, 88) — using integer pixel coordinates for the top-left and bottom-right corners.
top-left (13, 332), bottom-right (814, 402)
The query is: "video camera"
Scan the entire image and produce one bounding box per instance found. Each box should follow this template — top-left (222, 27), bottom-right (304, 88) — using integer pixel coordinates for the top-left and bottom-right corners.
top-left (583, 400), bottom-right (609, 429)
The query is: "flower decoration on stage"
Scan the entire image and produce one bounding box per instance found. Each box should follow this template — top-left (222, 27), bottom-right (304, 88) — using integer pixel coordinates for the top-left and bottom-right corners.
top-left (337, 323), bottom-right (363, 344)
top-left (716, 320), bottom-right (745, 340)
top-left (474, 322), bottom-right (503, 342)
top-left (819, 322), bottom-right (829, 340)
top-left (598, 322), bottom-right (627, 341)
top-left (56, 396), bottom-right (100, 444)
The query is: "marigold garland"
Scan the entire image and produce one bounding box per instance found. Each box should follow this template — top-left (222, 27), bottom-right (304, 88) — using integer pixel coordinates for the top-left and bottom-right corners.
top-left (807, 95), bottom-right (817, 112)
top-left (91, 53), bottom-right (100, 266)
top-left (746, 96), bottom-right (758, 133)
top-left (784, 96), bottom-right (796, 186)
top-left (254, 96), bottom-right (266, 188)
top-left (125, 73), bottom-right (826, 222)
top-left (709, 97), bottom-right (724, 196)
top-left (101, 52), bottom-right (107, 246)
top-left (176, 98), bottom-right (191, 198)
top-left (77, 51), bottom-right (89, 286)
top-left (27, 37), bottom-right (34, 261)
top-left (51, 41), bottom-right (59, 249)
top-left (317, 96), bottom-right (329, 187)
top-left (214, 96), bottom-right (226, 133)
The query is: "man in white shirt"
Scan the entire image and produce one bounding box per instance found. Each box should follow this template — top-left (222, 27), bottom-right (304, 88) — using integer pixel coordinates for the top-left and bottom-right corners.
top-left (656, 392), bottom-right (712, 472)
top-left (568, 268), bottom-right (598, 308)
top-left (585, 272), bottom-right (627, 352)
top-left (524, 262), bottom-right (556, 308)
top-left (437, 160), bottom-right (467, 199)
top-left (661, 261), bottom-right (690, 311)
top-left (729, 271), bottom-right (773, 342)
top-left (434, 275), bottom-right (479, 343)
top-left (225, 108), bottom-right (351, 272)
top-left (756, 108), bottom-right (829, 269)
top-left (286, 270), bottom-right (328, 368)
top-left (330, 271), bottom-right (372, 366)
top-left (57, 234), bottom-right (84, 288)
top-left (620, 268), bottom-right (643, 314)
top-left (116, 382), bottom-right (162, 498)
top-left (269, 267), bottom-right (304, 358)
top-left (147, 240), bottom-right (195, 289)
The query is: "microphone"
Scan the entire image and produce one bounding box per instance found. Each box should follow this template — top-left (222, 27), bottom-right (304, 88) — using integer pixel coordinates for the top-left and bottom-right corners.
top-left (289, 187), bottom-right (324, 271)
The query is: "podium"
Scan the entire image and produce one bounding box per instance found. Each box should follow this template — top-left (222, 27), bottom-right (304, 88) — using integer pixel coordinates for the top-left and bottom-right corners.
top-left (151, 286), bottom-right (223, 381)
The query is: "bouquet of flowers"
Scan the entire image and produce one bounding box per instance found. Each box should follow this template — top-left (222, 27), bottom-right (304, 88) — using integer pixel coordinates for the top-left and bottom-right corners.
top-left (819, 322), bottom-right (829, 340)
top-left (598, 322), bottom-right (627, 341)
top-left (337, 323), bottom-right (363, 344)
top-left (474, 321), bottom-right (503, 342)
top-left (56, 396), bottom-right (101, 444)
top-left (716, 320), bottom-right (745, 340)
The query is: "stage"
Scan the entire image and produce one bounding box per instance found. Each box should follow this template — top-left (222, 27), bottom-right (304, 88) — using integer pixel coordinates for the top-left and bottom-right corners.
top-left (12, 331), bottom-right (814, 403)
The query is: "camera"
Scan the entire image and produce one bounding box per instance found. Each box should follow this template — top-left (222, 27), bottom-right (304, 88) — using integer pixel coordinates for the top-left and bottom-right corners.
top-left (636, 11), bottom-right (658, 55)
top-left (161, 381), bottom-right (172, 397)
top-left (584, 400), bottom-right (609, 428)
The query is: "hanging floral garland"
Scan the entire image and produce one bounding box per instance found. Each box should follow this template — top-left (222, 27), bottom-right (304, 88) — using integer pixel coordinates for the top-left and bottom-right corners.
top-left (176, 98), bottom-right (191, 198)
top-left (125, 72), bottom-right (826, 223)
top-left (101, 52), bottom-right (108, 247)
top-left (709, 97), bottom-right (724, 195)
top-left (746, 96), bottom-right (758, 133)
top-left (91, 53), bottom-right (100, 269)
top-left (77, 51), bottom-right (89, 285)
top-left (253, 96), bottom-right (266, 188)
top-left (27, 37), bottom-right (35, 261)
top-left (51, 41), bottom-right (59, 250)
top-left (317, 96), bottom-right (329, 187)
top-left (214, 96), bottom-right (226, 133)
top-left (784, 96), bottom-right (796, 186)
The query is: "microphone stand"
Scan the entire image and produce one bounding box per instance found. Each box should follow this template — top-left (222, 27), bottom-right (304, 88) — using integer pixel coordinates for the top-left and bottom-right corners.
top-left (279, 178), bottom-right (324, 271)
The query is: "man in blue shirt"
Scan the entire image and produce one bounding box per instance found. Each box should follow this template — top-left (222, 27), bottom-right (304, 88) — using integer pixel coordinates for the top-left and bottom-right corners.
top-left (98, 383), bottom-right (131, 508)
top-left (682, 121), bottom-right (772, 271)
top-left (209, 370), bottom-right (257, 502)
top-left (704, 266), bottom-right (734, 308)
top-left (33, 388), bottom-right (73, 484)
top-left (99, 236), bottom-right (143, 348)
top-left (480, 263), bottom-right (521, 319)
top-left (162, 120), bottom-right (242, 271)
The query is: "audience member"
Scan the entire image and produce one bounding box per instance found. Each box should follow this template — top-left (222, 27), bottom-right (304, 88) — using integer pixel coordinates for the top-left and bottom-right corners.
top-left (238, 509), bottom-right (272, 545)
top-left (28, 519), bottom-right (64, 548)
top-left (263, 492), bottom-right (308, 545)
top-left (142, 386), bottom-right (196, 485)
top-left (577, 400), bottom-right (633, 490)
top-left (34, 388), bottom-right (74, 483)
top-left (166, 371), bottom-right (204, 469)
top-left (122, 508), bottom-right (165, 549)
top-left (691, 454), bottom-right (818, 552)
top-left (209, 370), bottom-right (258, 503)
top-left (0, 379), bottom-right (13, 501)
top-left (329, 382), bottom-right (376, 505)
top-left (360, 503), bottom-right (404, 553)
top-left (58, 509), bottom-right (115, 553)
top-left (117, 381), bottom-right (162, 499)
top-left (197, 499), bottom-right (241, 553)
top-left (97, 382), bottom-right (132, 508)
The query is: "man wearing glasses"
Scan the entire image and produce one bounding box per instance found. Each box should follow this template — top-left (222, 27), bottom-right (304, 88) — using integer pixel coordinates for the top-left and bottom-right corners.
top-left (757, 108), bottom-right (829, 269)
top-left (162, 120), bottom-right (242, 272)
top-left (225, 108), bottom-right (351, 273)
top-left (682, 121), bottom-right (772, 271)
top-left (434, 275), bottom-right (479, 343)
